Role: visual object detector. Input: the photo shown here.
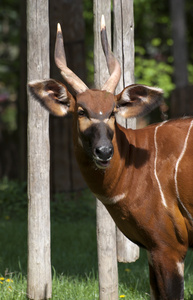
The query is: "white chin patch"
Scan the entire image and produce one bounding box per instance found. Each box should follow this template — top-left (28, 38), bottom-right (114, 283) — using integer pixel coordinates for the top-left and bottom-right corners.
top-left (94, 159), bottom-right (110, 169)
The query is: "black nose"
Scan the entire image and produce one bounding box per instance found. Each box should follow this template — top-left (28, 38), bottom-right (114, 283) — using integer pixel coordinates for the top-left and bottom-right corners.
top-left (95, 146), bottom-right (114, 161)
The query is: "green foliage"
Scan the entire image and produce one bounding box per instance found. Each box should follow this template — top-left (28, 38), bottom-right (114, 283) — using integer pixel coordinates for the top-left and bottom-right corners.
top-left (0, 0), bottom-right (20, 133)
top-left (0, 273), bottom-right (27, 300)
top-left (0, 178), bottom-right (27, 221)
top-left (133, 0), bottom-right (175, 99)
top-left (188, 64), bottom-right (193, 83)
top-left (1, 105), bottom-right (17, 132)
top-left (1, 0), bottom-right (193, 134)
top-left (0, 178), bottom-right (96, 223)
top-left (135, 56), bottom-right (175, 98)
top-left (83, 0), bottom-right (94, 86)
top-left (186, 1), bottom-right (193, 65)
top-left (82, 0), bottom-right (191, 104)
top-left (51, 190), bottom-right (95, 223)
top-left (0, 0), bottom-right (20, 95)
top-left (52, 273), bottom-right (99, 299)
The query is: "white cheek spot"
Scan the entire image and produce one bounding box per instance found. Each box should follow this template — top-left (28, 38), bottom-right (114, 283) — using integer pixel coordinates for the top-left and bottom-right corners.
top-left (154, 121), bottom-right (168, 208)
top-left (99, 111), bottom-right (103, 116)
top-left (95, 193), bottom-right (126, 205)
top-left (176, 261), bottom-right (184, 277)
top-left (60, 106), bottom-right (68, 115)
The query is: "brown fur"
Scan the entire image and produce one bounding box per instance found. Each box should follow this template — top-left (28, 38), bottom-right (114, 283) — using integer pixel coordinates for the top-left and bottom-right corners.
top-left (28, 80), bottom-right (192, 299)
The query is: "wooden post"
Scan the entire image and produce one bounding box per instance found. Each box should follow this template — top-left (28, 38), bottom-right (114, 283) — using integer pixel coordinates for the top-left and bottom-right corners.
top-left (94, 2), bottom-right (119, 299)
top-left (96, 202), bottom-right (118, 300)
top-left (113, 0), bottom-right (139, 263)
top-left (170, 0), bottom-right (188, 88)
top-left (170, 0), bottom-right (190, 118)
top-left (27, 0), bottom-right (52, 299)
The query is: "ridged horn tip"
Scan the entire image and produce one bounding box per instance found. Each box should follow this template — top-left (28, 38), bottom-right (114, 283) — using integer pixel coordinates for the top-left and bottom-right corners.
top-left (101, 15), bottom-right (106, 31)
top-left (57, 23), bottom-right (62, 33)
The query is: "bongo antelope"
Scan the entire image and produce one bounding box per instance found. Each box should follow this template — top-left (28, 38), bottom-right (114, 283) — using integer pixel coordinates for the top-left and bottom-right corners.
top-left (28, 16), bottom-right (193, 300)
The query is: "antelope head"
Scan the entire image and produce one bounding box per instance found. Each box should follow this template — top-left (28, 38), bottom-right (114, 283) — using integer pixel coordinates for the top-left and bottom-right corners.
top-left (28, 16), bottom-right (163, 170)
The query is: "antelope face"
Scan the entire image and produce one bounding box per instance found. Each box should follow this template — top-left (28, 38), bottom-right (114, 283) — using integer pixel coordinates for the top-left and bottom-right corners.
top-left (76, 89), bottom-right (116, 169)
top-left (28, 19), bottom-right (164, 171)
top-left (28, 79), bottom-right (164, 170)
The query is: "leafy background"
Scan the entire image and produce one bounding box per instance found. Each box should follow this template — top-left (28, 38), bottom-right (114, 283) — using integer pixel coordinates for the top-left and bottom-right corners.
top-left (1, 0), bottom-right (193, 135)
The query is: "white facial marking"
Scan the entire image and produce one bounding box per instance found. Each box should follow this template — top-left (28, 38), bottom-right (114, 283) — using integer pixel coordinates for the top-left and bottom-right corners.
top-left (59, 106), bottom-right (68, 115)
top-left (175, 120), bottom-right (193, 224)
top-left (94, 193), bottom-right (126, 205)
top-left (176, 261), bottom-right (184, 277)
top-left (99, 111), bottom-right (103, 115)
top-left (154, 121), bottom-right (168, 208)
top-left (90, 118), bottom-right (109, 124)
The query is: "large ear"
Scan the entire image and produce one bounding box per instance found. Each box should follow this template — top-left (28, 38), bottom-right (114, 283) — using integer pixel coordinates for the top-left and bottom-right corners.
top-left (28, 79), bottom-right (75, 117)
top-left (115, 84), bottom-right (164, 118)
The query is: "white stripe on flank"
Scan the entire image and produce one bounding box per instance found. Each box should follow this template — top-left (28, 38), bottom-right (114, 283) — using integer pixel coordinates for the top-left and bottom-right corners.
top-left (95, 193), bottom-right (126, 205)
top-left (175, 120), bottom-right (193, 199)
top-left (154, 121), bottom-right (168, 208)
top-left (110, 193), bottom-right (126, 204)
top-left (176, 261), bottom-right (184, 277)
top-left (174, 120), bottom-right (193, 224)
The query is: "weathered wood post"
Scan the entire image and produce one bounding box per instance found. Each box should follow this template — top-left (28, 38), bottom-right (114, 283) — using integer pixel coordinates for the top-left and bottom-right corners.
top-left (94, 2), bottom-right (119, 299)
top-left (113, 0), bottom-right (139, 263)
top-left (94, 1), bottom-right (139, 299)
top-left (27, 0), bottom-right (52, 299)
top-left (169, 0), bottom-right (192, 118)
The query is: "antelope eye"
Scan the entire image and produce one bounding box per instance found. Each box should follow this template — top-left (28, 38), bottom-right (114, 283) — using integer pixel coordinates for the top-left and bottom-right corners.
top-left (78, 109), bottom-right (87, 117)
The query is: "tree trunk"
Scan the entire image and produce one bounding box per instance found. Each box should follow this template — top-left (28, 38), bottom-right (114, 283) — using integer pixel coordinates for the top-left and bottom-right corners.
top-left (96, 201), bottom-right (118, 300)
top-left (170, 0), bottom-right (190, 118)
top-left (113, 0), bottom-right (139, 263)
top-left (170, 0), bottom-right (188, 88)
top-left (27, 0), bottom-right (52, 298)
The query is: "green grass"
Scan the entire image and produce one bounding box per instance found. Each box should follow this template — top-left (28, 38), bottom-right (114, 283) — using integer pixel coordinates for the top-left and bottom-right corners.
top-left (0, 178), bottom-right (193, 299)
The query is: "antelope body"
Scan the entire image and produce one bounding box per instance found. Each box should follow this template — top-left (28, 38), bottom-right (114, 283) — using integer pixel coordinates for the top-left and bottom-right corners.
top-left (29, 18), bottom-right (193, 300)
